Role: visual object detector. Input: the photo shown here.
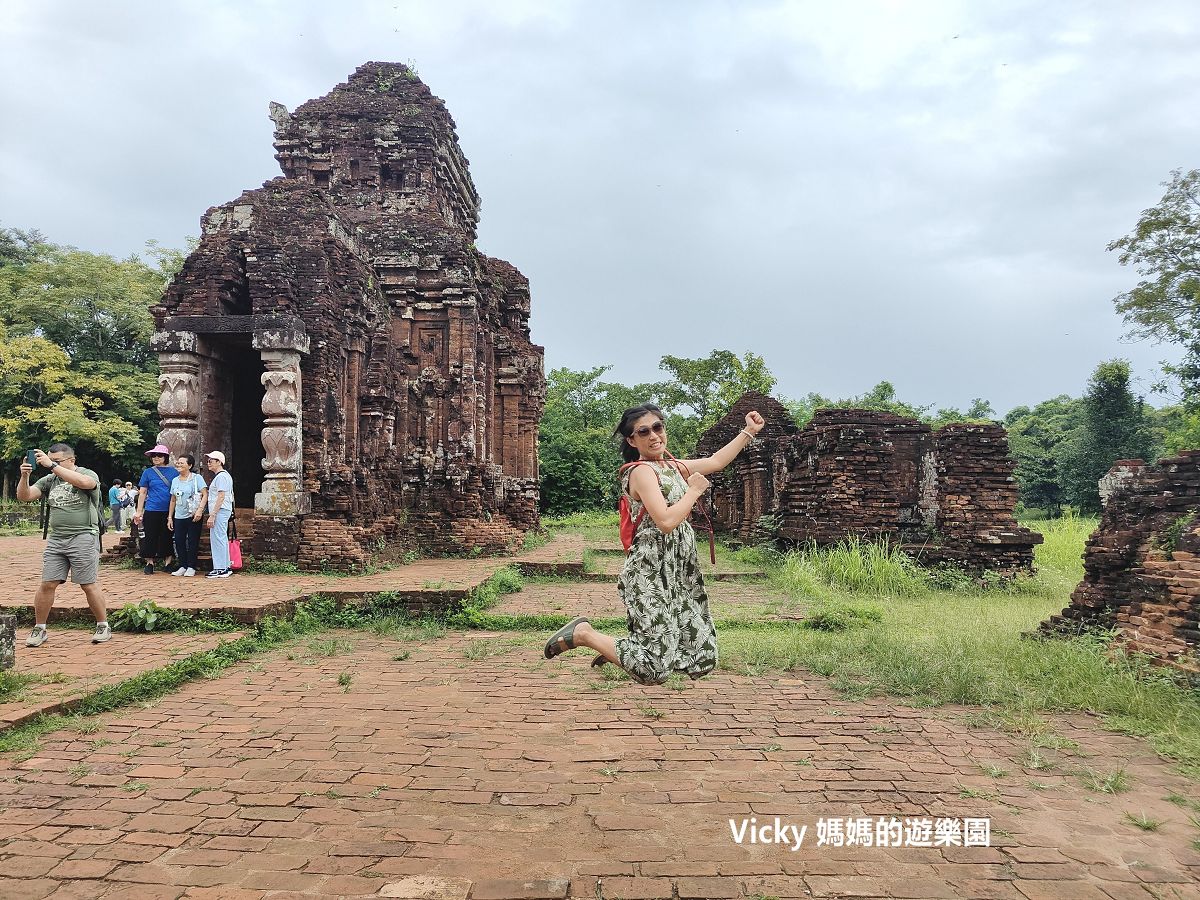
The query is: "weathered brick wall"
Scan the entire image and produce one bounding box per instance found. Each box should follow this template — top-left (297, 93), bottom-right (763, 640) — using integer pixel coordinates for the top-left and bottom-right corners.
top-left (151, 62), bottom-right (544, 570)
top-left (925, 424), bottom-right (1042, 573)
top-left (1041, 453), bottom-right (1200, 673)
top-left (699, 402), bottom-right (1040, 574)
top-left (695, 392), bottom-right (798, 543)
top-left (779, 409), bottom-right (934, 547)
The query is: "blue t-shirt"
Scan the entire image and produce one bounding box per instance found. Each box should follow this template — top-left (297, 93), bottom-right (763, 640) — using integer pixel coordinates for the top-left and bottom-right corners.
top-left (108, 486), bottom-right (121, 506)
top-left (170, 474), bottom-right (205, 519)
top-left (139, 465), bottom-right (180, 512)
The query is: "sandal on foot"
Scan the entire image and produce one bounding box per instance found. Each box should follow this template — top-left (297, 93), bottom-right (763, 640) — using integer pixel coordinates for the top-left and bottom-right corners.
top-left (591, 654), bottom-right (608, 668)
top-left (544, 616), bottom-right (589, 659)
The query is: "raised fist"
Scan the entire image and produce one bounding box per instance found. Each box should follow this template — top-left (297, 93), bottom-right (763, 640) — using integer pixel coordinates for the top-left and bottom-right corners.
top-left (687, 471), bottom-right (711, 493)
top-left (745, 411), bottom-right (765, 434)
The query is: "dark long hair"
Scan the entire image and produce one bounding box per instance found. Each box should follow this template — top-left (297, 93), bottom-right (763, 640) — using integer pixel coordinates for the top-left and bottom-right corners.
top-left (614, 404), bottom-right (664, 463)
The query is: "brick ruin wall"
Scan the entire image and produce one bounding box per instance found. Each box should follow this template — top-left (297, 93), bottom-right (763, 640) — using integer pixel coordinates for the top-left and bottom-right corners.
top-left (700, 403), bottom-right (1041, 574)
top-left (1041, 453), bottom-right (1200, 674)
top-left (149, 63), bottom-right (544, 570)
top-left (694, 391), bottom-right (798, 543)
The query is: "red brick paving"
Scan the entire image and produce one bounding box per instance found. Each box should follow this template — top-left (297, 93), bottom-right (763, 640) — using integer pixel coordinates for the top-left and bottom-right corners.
top-left (0, 534), bottom-right (565, 624)
top-left (1, 630), bottom-right (1197, 898)
top-left (496, 581), bottom-right (796, 622)
top-left (1, 631), bottom-right (245, 729)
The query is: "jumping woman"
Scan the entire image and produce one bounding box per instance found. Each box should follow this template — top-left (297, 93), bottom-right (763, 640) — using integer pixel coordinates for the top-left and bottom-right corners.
top-left (544, 403), bottom-right (765, 684)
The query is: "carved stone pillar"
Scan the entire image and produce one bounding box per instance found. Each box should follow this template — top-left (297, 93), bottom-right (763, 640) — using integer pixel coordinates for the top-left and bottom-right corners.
top-left (152, 333), bottom-right (203, 460)
top-left (254, 328), bottom-right (311, 516)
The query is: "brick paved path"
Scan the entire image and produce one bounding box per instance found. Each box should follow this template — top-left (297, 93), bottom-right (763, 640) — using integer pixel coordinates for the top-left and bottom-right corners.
top-left (0, 536), bottom-right (543, 623)
top-left (496, 581), bottom-right (798, 623)
top-left (1, 631), bottom-right (244, 729)
top-left (1, 629), bottom-right (1197, 899)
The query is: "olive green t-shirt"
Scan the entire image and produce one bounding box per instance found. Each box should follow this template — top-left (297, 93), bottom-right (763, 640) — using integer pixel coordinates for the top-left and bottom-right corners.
top-left (33, 467), bottom-right (101, 536)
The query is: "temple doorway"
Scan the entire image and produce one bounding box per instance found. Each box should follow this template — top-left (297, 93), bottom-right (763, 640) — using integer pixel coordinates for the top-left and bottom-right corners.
top-left (227, 348), bottom-right (266, 509)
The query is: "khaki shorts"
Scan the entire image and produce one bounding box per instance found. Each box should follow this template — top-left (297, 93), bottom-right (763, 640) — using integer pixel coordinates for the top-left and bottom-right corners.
top-left (42, 532), bottom-right (100, 585)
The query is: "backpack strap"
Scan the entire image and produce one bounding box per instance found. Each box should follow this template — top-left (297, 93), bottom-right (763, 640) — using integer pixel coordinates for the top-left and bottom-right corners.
top-left (40, 476), bottom-right (53, 540)
top-left (620, 461), bottom-right (652, 537)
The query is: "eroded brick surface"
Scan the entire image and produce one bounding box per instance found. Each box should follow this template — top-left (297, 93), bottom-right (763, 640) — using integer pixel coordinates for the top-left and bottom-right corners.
top-left (1043, 453), bottom-right (1200, 673)
top-left (699, 402), bottom-right (1042, 574)
top-left (1, 630), bottom-right (1197, 898)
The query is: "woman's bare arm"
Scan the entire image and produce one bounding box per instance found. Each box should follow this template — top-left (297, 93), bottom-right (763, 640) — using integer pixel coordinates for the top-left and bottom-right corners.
top-left (678, 411), bottom-right (766, 476)
top-left (630, 465), bottom-right (710, 533)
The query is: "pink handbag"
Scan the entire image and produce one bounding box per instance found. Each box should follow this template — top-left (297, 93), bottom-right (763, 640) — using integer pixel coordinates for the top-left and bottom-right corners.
top-left (228, 516), bottom-right (243, 570)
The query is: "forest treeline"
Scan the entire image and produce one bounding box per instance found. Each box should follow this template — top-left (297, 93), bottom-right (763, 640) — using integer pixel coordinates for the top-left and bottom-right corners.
top-left (2, 169), bottom-right (1198, 516)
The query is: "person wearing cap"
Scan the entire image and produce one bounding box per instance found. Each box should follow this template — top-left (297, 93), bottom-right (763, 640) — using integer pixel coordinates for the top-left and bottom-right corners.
top-left (132, 444), bottom-right (179, 575)
top-left (204, 451), bottom-right (234, 578)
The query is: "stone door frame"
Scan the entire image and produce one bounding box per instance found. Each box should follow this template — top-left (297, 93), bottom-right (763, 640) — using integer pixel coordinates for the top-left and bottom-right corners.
top-left (151, 314), bottom-right (311, 519)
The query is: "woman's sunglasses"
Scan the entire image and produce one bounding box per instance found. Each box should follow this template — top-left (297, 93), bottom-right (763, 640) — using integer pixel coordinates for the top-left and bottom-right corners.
top-left (634, 421), bottom-right (665, 438)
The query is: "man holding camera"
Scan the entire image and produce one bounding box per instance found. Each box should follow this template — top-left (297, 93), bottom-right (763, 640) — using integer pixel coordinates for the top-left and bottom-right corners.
top-left (17, 444), bottom-right (112, 647)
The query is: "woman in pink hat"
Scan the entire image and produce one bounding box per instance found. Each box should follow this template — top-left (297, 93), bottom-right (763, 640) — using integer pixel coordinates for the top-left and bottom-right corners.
top-left (132, 444), bottom-right (179, 574)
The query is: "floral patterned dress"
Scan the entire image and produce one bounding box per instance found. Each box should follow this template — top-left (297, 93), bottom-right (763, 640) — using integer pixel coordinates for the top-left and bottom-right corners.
top-left (616, 461), bottom-right (719, 685)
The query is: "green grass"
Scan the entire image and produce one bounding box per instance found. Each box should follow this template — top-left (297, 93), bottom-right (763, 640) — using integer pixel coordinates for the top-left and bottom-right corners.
top-left (701, 515), bottom-right (1199, 777)
top-left (0, 671), bottom-right (39, 702)
top-left (774, 537), bottom-right (930, 596)
top-left (1080, 767), bottom-right (1130, 794)
top-left (1123, 811), bottom-right (1163, 831)
top-left (542, 509), bottom-right (619, 543)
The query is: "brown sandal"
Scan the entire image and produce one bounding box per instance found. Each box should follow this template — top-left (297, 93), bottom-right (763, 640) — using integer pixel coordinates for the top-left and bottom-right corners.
top-left (543, 616), bottom-right (589, 659)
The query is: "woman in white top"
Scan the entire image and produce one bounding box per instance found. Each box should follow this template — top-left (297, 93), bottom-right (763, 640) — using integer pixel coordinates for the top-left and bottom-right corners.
top-left (204, 451), bottom-right (235, 578)
top-left (167, 455), bottom-right (207, 577)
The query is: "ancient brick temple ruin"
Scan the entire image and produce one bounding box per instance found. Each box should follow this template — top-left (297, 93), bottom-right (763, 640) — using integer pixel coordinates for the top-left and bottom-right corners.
top-left (149, 62), bottom-right (545, 569)
top-left (695, 392), bottom-right (799, 543)
top-left (1041, 453), bottom-right (1200, 673)
top-left (698, 400), bottom-right (1041, 574)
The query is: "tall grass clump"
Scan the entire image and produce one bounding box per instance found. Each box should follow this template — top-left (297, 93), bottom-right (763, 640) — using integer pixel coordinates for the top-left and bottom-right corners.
top-left (774, 537), bottom-right (928, 597)
top-left (1027, 511), bottom-right (1095, 578)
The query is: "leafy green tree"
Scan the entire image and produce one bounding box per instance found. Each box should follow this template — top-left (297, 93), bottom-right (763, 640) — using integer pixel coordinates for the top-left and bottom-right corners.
top-left (0, 227), bottom-right (186, 496)
top-left (1059, 360), bottom-right (1152, 514)
top-left (1108, 169), bottom-right (1200, 404)
top-left (654, 350), bottom-right (777, 456)
top-left (538, 367), bottom-right (650, 515)
top-left (0, 241), bottom-right (165, 368)
top-left (0, 226), bottom-right (47, 267)
top-left (0, 325), bottom-right (150, 497)
top-left (1004, 396), bottom-right (1082, 515)
top-left (781, 383), bottom-right (995, 430)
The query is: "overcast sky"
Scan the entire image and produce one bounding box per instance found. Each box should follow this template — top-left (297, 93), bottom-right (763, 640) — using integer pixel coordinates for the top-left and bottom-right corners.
top-left (2, 0), bottom-right (1196, 416)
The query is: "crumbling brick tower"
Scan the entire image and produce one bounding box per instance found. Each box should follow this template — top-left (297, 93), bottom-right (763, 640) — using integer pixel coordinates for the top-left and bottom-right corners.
top-left (149, 62), bottom-right (545, 569)
top-left (697, 400), bottom-right (1041, 574)
top-left (694, 392), bottom-right (798, 543)
top-left (1041, 453), bottom-right (1200, 674)
top-left (779, 411), bottom-right (1041, 574)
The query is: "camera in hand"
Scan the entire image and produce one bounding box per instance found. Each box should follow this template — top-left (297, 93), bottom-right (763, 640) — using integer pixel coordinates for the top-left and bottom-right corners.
top-left (26, 450), bottom-right (37, 468)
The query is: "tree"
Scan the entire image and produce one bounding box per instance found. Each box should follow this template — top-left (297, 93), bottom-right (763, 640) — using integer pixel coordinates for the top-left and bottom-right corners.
top-left (0, 228), bottom-right (185, 497)
top-left (0, 241), bottom-right (165, 368)
top-left (537, 367), bottom-right (650, 516)
top-left (1004, 395), bottom-right (1082, 515)
top-left (655, 350), bottom-right (777, 456)
top-left (1059, 360), bottom-right (1152, 514)
top-left (0, 324), bottom-right (150, 498)
top-left (0, 226), bottom-right (48, 267)
top-left (1108, 169), bottom-right (1200, 403)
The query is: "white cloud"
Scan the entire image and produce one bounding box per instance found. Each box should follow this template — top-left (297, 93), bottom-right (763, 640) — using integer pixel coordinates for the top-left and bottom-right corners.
top-left (0, 0), bottom-right (1195, 413)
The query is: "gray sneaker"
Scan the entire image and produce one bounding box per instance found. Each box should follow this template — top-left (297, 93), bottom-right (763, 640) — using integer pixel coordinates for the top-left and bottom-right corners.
top-left (25, 626), bottom-right (48, 647)
top-left (91, 623), bottom-right (112, 644)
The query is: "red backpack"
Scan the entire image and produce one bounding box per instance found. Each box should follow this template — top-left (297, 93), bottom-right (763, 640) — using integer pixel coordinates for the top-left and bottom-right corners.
top-left (619, 454), bottom-right (716, 563)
